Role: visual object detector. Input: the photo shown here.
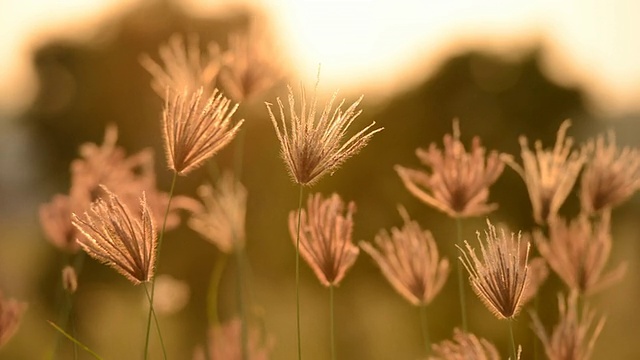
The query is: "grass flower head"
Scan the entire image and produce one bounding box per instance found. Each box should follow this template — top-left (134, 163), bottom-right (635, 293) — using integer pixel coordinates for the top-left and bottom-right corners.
top-left (395, 120), bottom-right (504, 218)
top-left (267, 85), bottom-right (382, 186)
top-left (533, 213), bottom-right (626, 295)
top-left (71, 186), bottom-right (157, 285)
top-left (188, 171), bottom-right (247, 253)
top-left (289, 193), bottom-right (359, 287)
top-left (140, 33), bottom-right (221, 98)
top-left (531, 292), bottom-right (605, 360)
top-left (503, 120), bottom-right (587, 225)
top-left (580, 131), bottom-right (640, 214)
top-left (458, 219), bottom-right (529, 320)
top-left (360, 206), bottom-right (450, 306)
top-left (193, 318), bottom-right (273, 360)
top-left (163, 88), bottom-right (244, 175)
top-left (0, 292), bottom-right (27, 348)
top-left (428, 328), bottom-right (500, 360)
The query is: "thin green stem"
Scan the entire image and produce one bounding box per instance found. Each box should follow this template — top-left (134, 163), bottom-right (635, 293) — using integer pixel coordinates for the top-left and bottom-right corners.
top-left (330, 285), bottom-right (336, 360)
top-left (455, 217), bottom-right (468, 331)
top-left (207, 254), bottom-right (228, 325)
top-left (47, 321), bottom-right (104, 360)
top-left (295, 185), bottom-right (305, 360)
top-left (144, 171), bottom-right (177, 360)
top-left (235, 249), bottom-right (249, 360)
top-left (419, 305), bottom-right (431, 356)
top-left (144, 284), bottom-right (167, 360)
top-left (50, 252), bottom-right (86, 360)
top-left (508, 320), bottom-right (517, 360)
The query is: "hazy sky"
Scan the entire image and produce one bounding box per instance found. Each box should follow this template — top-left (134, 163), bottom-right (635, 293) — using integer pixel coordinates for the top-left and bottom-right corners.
top-left (1, 0), bottom-right (639, 117)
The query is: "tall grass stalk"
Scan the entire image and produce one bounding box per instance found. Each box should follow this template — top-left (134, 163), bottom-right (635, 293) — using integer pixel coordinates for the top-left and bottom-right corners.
top-left (330, 285), bottom-right (336, 360)
top-left (508, 320), bottom-right (517, 360)
top-left (144, 172), bottom-right (177, 359)
top-left (235, 248), bottom-right (249, 360)
top-left (455, 217), bottom-right (468, 331)
top-left (295, 185), bottom-right (304, 360)
top-left (207, 254), bottom-right (228, 325)
top-left (143, 284), bottom-right (167, 360)
top-left (234, 120), bottom-right (249, 360)
top-left (419, 305), bottom-right (430, 356)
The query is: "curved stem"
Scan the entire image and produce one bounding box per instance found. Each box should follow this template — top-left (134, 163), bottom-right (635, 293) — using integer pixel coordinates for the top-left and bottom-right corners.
top-left (47, 321), bottom-right (104, 360)
top-left (207, 254), bottom-right (228, 325)
top-left (330, 285), bottom-right (336, 360)
top-left (144, 171), bottom-right (177, 359)
top-left (419, 305), bottom-right (431, 356)
top-left (295, 185), bottom-right (305, 360)
top-left (455, 217), bottom-right (468, 331)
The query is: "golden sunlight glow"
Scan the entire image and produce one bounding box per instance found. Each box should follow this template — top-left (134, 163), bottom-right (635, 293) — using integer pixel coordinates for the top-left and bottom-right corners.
top-left (2, 0), bottom-right (640, 116)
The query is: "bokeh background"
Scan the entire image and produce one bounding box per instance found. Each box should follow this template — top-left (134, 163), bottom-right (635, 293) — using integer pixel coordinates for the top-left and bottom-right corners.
top-left (1, 0), bottom-right (639, 359)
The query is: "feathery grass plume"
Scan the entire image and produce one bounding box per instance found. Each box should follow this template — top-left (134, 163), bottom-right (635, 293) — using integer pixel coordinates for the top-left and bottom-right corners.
top-left (71, 186), bottom-right (157, 285)
top-left (395, 120), bottom-right (504, 218)
top-left (458, 219), bottom-right (530, 320)
top-left (289, 193), bottom-right (359, 287)
top-left (531, 292), bottom-right (605, 360)
top-left (360, 206), bottom-right (450, 306)
top-left (40, 125), bottom-right (187, 253)
top-left (502, 120), bottom-right (588, 225)
top-left (580, 131), bottom-right (640, 215)
top-left (219, 24), bottom-right (281, 101)
top-left (428, 328), bottom-right (500, 360)
top-left (533, 213), bottom-right (626, 296)
top-left (140, 33), bottom-right (221, 98)
top-left (188, 171), bottom-right (247, 253)
top-left (267, 85), bottom-right (383, 186)
top-left (0, 292), bottom-right (27, 348)
top-left (193, 318), bottom-right (273, 360)
top-left (163, 87), bottom-right (244, 176)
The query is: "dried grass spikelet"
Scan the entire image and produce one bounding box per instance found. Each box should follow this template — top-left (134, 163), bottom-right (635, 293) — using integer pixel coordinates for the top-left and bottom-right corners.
top-left (61, 266), bottom-right (78, 294)
top-left (193, 318), bottom-right (273, 360)
top-left (531, 292), bottom-right (605, 360)
top-left (580, 131), bottom-right (640, 215)
top-left (163, 88), bottom-right (244, 176)
top-left (267, 85), bottom-right (383, 186)
top-left (503, 120), bottom-right (588, 225)
top-left (289, 193), bottom-right (359, 287)
top-left (188, 171), bottom-right (247, 253)
top-left (458, 219), bottom-right (529, 320)
top-left (360, 206), bottom-right (450, 306)
top-left (0, 292), bottom-right (27, 348)
top-left (140, 33), bottom-right (221, 98)
top-left (71, 186), bottom-right (157, 285)
top-left (533, 213), bottom-right (626, 296)
top-left (428, 328), bottom-right (500, 360)
top-left (395, 120), bottom-right (505, 218)
top-left (218, 23), bottom-right (281, 101)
